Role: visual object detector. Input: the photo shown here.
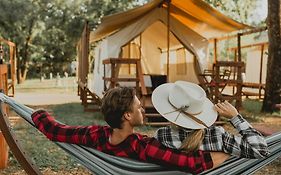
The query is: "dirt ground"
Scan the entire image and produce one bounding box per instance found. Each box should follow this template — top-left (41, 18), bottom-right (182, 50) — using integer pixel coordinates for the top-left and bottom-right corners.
top-left (13, 91), bottom-right (81, 105)
top-left (0, 80), bottom-right (280, 175)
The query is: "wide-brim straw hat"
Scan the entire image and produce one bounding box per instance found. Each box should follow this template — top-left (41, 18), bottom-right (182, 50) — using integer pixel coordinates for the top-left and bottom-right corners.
top-left (152, 81), bottom-right (217, 129)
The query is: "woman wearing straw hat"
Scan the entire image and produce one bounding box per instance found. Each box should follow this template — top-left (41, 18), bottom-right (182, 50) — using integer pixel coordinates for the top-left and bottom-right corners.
top-left (152, 81), bottom-right (269, 159)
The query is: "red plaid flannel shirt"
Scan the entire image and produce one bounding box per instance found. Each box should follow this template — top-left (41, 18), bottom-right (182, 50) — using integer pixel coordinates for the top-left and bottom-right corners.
top-left (31, 110), bottom-right (213, 174)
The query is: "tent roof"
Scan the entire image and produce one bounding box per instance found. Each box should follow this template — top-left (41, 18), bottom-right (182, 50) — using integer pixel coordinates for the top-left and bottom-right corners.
top-left (90, 0), bottom-right (250, 42)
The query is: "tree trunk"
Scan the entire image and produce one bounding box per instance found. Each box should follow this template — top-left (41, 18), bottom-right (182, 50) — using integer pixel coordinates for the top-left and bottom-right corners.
top-left (17, 60), bottom-right (28, 84)
top-left (16, 54), bottom-right (29, 84)
top-left (16, 19), bottom-right (35, 84)
top-left (16, 47), bottom-right (21, 84)
top-left (262, 0), bottom-right (281, 112)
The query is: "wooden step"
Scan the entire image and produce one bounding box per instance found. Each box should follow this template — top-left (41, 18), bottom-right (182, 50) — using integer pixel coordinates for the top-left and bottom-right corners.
top-left (145, 108), bottom-right (158, 114)
top-left (142, 95), bottom-right (170, 126)
top-left (145, 113), bottom-right (162, 118)
top-left (242, 91), bottom-right (264, 97)
top-left (145, 115), bottom-right (168, 125)
top-left (78, 83), bottom-right (102, 113)
top-left (145, 122), bottom-right (171, 126)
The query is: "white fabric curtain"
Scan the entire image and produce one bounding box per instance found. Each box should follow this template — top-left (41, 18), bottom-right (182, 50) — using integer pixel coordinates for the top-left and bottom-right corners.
top-left (92, 8), bottom-right (209, 96)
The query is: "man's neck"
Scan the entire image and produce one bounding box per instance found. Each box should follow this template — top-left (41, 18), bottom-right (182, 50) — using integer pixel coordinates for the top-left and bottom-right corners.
top-left (110, 124), bottom-right (134, 145)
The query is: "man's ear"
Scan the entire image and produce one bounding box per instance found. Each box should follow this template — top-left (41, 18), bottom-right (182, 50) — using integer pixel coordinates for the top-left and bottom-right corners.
top-left (123, 112), bottom-right (131, 121)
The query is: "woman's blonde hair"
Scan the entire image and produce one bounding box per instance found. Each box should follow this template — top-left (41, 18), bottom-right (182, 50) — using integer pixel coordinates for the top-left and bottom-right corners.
top-left (180, 129), bottom-right (205, 153)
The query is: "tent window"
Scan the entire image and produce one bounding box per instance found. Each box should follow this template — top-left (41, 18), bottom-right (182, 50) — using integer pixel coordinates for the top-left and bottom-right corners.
top-left (176, 48), bottom-right (186, 75)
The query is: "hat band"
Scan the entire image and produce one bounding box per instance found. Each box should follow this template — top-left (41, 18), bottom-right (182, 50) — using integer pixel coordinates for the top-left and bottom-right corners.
top-left (163, 104), bottom-right (208, 128)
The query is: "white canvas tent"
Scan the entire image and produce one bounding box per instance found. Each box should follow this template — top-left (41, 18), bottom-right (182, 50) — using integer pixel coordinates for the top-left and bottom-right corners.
top-left (90, 0), bottom-right (249, 97)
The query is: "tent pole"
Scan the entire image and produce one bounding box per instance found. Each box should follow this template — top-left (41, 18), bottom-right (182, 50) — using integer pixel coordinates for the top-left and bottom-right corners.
top-left (234, 49), bottom-right (237, 61)
top-left (259, 44), bottom-right (264, 98)
top-left (237, 33), bottom-right (242, 62)
top-left (139, 34), bottom-right (142, 60)
top-left (209, 26), bottom-right (267, 42)
top-left (214, 38), bottom-right (218, 64)
top-left (128, 43), bottom-right (131, 74)
top-left (236, 33), bottom-right (242, 108)
top-left (166, 0), bottom-right (171, 81)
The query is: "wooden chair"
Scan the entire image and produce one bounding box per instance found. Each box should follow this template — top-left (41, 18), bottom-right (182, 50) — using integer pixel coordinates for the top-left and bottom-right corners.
top-left (217, 69), bottom-right (232, 92)
top-left (212, 61), bottom-right (244, 108)
top-left (203, 69), bottom-right (231, 100)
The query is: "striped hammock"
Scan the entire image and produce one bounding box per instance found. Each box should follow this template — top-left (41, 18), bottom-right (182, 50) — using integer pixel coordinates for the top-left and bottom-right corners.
top-left (0, 93), bottom-right (280, 175)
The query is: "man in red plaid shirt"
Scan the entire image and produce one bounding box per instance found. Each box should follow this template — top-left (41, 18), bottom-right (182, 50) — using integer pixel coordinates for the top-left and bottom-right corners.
top-left (32, 87), bottom-right (229, 174)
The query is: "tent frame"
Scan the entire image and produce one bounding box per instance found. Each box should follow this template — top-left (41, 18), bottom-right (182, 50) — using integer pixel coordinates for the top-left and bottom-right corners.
top-left (0, 38), bottom-right (17, 97)
top-left (204, 26), bottom-right (268, 104)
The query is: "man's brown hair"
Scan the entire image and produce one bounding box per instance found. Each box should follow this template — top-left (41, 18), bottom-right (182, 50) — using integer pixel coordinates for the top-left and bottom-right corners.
top-left (101, 87), bottom-right (136, 129)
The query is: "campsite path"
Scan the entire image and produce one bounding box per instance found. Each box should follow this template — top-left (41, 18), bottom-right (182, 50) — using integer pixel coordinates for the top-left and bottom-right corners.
top-left (13, 77), bottom-right (80, 106)
top-left (13, 92), bottom-right (80, 106)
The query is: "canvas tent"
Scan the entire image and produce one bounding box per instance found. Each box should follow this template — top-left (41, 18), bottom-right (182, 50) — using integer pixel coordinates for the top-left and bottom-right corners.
top-left (90, 0), bottom-right (250, 97)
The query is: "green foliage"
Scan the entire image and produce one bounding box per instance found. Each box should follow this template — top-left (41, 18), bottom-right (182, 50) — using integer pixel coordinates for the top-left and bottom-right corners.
top-left (204, 0), bottom-right (264, 26)
top-left (1, 0), bottom-right (265, 79)
top-left (0, 0), bottom-right (142, 79)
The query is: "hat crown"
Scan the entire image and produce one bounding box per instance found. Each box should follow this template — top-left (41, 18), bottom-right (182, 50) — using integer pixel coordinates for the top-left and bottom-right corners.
top-left (168, 81), bottom-right (206, 114)
top-left (151, 80), bottom-right (217, 129)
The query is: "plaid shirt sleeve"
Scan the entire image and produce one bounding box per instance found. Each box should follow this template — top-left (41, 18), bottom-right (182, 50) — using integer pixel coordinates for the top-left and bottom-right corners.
top-left (31, 110), bottom-right (96, 146)
top-left (222, 114), bottom-right (270, 158)
top-left (137, 137), bottom-right (213, 174)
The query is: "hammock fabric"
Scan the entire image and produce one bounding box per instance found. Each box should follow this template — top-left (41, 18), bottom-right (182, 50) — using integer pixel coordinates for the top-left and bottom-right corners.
top-left (0, 93), bottom-right (280, 175)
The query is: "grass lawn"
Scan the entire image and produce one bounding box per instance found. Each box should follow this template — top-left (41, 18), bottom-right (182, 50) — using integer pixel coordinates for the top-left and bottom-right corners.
top-left (0, 78), bottom-right (280, 174)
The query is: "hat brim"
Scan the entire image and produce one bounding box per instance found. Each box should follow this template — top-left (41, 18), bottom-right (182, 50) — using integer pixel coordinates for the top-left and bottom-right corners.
top-left (152, 83), bottom-right (218, 129)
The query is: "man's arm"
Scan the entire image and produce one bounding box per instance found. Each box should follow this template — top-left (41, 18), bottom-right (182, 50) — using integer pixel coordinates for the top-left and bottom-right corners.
top-left (138, 137), bottom-right (213, 174)
top-left (31, 110), bottom-right (97, 146)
